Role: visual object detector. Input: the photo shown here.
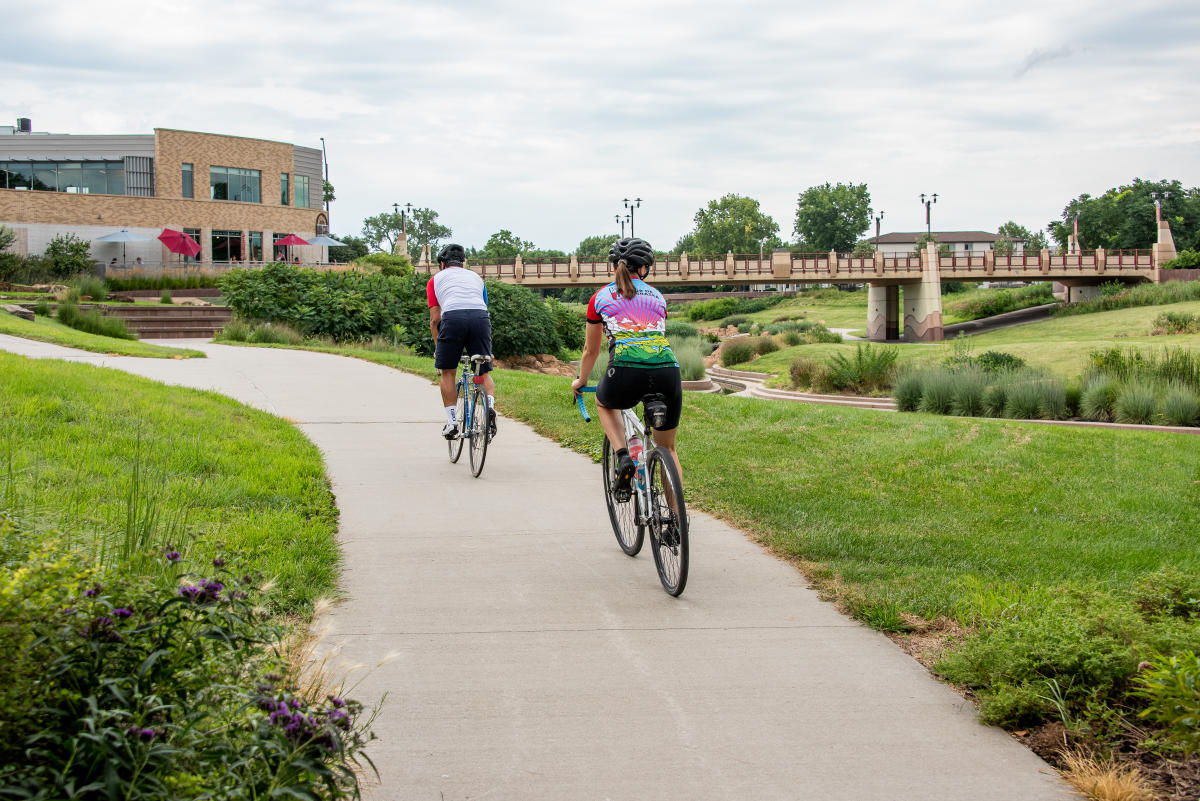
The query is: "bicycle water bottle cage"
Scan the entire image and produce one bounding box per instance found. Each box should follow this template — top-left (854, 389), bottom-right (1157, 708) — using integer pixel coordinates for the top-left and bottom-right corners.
top-left (643, 394), bottom-right (668, 430)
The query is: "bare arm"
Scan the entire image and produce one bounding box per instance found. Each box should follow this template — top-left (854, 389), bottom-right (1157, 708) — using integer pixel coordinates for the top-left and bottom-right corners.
top-left (429, 306), bottom-right (442, 344)
top-left (571, 323), bottom-right (604, 394)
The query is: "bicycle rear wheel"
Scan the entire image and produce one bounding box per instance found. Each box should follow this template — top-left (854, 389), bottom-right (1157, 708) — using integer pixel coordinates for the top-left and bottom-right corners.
top-left (468, 386), bottom-right (489, 477)
top-left (602, 439), bottom-right (643, 556)
top-left (646, 448), bottom-right (688, 596)
top-left (448, 380), bottom-right (465, 463)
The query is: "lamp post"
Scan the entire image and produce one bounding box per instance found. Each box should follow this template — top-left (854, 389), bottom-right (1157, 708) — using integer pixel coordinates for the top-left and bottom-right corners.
top-left (874, 210), bottom-right (885, 246)
top-left (615, 213), bottom-right (630, 238)
top-left (1151, 191), bottom-right (1163, 224)
top-left (623, 197), bottom-right (642, 237)
top-left (919, 194), bottom-right (938, 236)
top-left (319, 136), bottom-right (329, 217)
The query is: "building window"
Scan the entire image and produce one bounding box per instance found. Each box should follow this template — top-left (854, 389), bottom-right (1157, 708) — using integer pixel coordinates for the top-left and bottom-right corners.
top-left (0, 160), bottom-right (125, 194)
top-left (280, 173), bottom-right (289, 206)
top-left (209, 166), bottom-right (261, 203)
top-left (249, 231), bottom-right (263, 262)
top-left (212, 229), bottom-right (243, 262)
top-left (295, 175), bottom-right (310, 208)
top-left (182, 228), bottom-right (202, 263)
top-left (963, 242), bottom-right (973, 251)
top-left (182, 163), bottom-right (193, 198)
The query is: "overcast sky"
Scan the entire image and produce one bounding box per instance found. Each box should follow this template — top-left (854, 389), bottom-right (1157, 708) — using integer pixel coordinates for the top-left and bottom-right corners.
top-left (4, 0), bottom-right (1199, 252)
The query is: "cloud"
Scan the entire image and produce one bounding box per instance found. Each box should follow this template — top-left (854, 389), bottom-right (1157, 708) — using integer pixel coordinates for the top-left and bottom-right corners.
top-left (1015, 46), bottom-right (1075, 77)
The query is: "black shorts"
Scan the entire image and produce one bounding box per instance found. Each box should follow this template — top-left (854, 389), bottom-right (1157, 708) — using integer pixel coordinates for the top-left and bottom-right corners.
top-left (596, 364), bottom-right (682, 431)
top-left (435, 310), bottom-right (493, 371)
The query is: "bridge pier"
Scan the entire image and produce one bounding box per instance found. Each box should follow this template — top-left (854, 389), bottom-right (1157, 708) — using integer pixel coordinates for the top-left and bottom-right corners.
top-left (867, 284), bottom-right (899, 341)
top-left (903, 243), bottom-right (944, 342)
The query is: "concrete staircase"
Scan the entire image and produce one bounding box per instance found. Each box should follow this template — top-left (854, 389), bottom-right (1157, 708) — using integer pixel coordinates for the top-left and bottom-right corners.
top-left (103, 305), bottom-right (232, 339)
top-left (707, 365), bottom-right (897, 411)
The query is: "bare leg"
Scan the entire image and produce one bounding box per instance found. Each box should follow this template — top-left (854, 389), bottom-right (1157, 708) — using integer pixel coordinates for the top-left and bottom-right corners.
top-left (596, 403), bottom-right (627, 454)
top-left (439, 369), bottom-right (457, 407)
top-left (649, 427), bottom-right (682, 512)
top-left (483, 372), bottom-right (496, 397)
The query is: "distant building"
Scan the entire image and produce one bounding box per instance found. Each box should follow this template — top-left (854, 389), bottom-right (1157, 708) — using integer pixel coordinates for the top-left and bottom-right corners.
top-left (0, 121), bottom-right (329, 271)
top-left (866, 231), bottom-right (1019, 255)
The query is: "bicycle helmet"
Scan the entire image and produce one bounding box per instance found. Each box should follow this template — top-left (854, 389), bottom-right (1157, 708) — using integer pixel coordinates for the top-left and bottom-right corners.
top-left (608, 237), bottom-right (655, 272)
top-left (437, 243), bottom-right (466, 266)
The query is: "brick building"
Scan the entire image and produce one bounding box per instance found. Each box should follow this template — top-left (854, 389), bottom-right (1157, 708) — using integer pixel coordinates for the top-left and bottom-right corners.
top-left (0, 121), bottom-right (330, 274)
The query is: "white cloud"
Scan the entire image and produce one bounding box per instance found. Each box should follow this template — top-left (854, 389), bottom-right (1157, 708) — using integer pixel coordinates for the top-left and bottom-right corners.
top-left (2, 0), bottom-right (1198, 251)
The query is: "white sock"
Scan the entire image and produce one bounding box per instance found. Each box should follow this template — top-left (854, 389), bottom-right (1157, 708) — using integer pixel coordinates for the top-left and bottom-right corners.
top-left (487, 395), bottom-right (495, 410)
top-left (445, 406), bottom-right (456, 424)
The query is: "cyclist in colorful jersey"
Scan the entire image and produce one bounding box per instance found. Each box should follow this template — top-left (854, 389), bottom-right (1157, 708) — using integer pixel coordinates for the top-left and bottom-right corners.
top-left (428, 243), bottom-right (497, 440)
top-left (571, 237), bottom-right (681, 500)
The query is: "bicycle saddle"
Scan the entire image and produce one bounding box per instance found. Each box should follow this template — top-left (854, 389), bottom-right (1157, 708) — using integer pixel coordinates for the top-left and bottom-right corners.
top-left (642, 394), bottom-right (668, 430)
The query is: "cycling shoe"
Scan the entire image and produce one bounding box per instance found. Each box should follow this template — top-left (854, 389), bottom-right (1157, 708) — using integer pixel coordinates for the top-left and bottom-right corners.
top-left (612, 452), bottom-right (635, 503)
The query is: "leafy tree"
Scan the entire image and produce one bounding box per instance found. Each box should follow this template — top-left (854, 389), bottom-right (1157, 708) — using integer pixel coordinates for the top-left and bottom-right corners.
top-left (1048, 179), bottom-right (1200, 252)
top-left (688, 194), bottom-right (782, 255)
top-left (995, 221), bottom-right (1049, 255)
top-left (322, 181), bottom-right (335, 204)
top-left (478, 230), bottom-right (534, 260)
top-left (44, 233), bottom-right (92, 277)
top-left (910, 233), bottom-right (950, 258)
top-left (360, 211), bottom-right (405, 254)
top-left (851, 239), bottom-right (876, 255)
top-left (794, 182), bottom-right (872, 252)
top-left (524, 248), bottom-right (567, 260)
top-left (485, 281), bottom-right (559, 356)
top-left (576, 234), bottom-right (617, 261)
top-left (671, 233), bottom-right (696, 255)
top-left (0, 224), bottom-right (15, 254)
top-left (405, 207), bottom-right (452, 262)
top-left (328, 233), bottom-right (368, 263)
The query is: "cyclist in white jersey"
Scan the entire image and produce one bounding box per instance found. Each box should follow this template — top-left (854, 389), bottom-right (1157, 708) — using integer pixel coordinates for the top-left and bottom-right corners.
top-left (427, 243), bottom-right (496, 439)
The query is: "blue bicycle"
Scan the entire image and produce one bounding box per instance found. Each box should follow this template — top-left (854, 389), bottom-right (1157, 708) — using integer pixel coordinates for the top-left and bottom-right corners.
top-left (448, 354), bottom-right (493, 477)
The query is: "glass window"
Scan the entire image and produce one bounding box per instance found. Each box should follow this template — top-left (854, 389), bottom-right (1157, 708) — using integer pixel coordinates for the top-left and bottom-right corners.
top-left (280, 173), bottom-right (289, 205)
top-left (294, 175), bottom-right (309, 208)
top-left (106, 162), bottom-right (125, 195)
top-left (56, 162), bottom-right (83, 193)
top-left (249, 231), bottom-right (263, 262)
top-left (1, 162), bottom-right (32, 189)
top-left (81, 163), bottom-right (107, 194)
top-left (209, 166), bottom-right (261, 203)
top-left (32, 164), bottom-right (57, 191)
top-left (183, 228), bottom-right (202, 263)
top-left (0, 160), bottom-right (128, 194)
top-left (211, 229), bottom-right (243, 262)
top-left (182, 163), bottom-right (193, 198)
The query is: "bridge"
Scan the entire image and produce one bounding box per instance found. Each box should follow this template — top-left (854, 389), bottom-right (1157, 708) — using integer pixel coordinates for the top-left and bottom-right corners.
top-left (414, 221), bottom-right (1180, 342)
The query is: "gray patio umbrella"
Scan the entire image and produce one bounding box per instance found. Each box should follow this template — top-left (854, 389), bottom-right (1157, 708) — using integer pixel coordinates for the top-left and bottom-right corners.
top-left (94, 229), bottom-right (149, 267)
top-left (307, 234), bottom-right (345, 246)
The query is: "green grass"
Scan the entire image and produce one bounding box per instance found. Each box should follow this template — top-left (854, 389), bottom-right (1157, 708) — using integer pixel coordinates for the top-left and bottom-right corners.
top-left (0, 312), bottom-right (205, 358)
top-left (0, 352), bottom-right (337, 612)
top-left (681, 288), bottom-right (870, 329)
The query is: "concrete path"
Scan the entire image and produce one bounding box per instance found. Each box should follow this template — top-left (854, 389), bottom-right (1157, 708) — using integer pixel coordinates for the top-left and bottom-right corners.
top-left (0, 334), bottom-right (1077, 801)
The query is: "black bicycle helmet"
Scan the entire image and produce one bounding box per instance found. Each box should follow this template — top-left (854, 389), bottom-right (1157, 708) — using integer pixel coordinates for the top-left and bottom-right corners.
top-left (608, 237), bottom-right (655, 271)
top-left (437, 243), bottom-right (466, 266)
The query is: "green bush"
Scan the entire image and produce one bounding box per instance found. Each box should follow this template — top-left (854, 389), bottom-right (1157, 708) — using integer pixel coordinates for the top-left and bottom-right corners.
top-left (72, 275), bottom-right (108, 301)
top-left (782, 330), bottom-right (802, 347)
top-left (826, 343), bottom-right (898, 394)
top-left (717, 314), bottom-right (750, 330)
top-left (1003, 381), bottom-right (1044, 420)
top-left (485, 281), bottom-right (561, 357)
top-left (106, 276), bottom-right (214, 291)
top-left (1162, 386), bottom-right (1200, 426)
top-left (44, 233), bottom-right (93, 278)
top-left (246, 322), bottom-right (305, 346)
top-left (720, 341), bottom-right (754, 367)
top-left (218, 318), bottom-right (251, 342)
top-left (160, 288), bottom-right (173, 304)
top-left (1134, 652), bottom-right (1200, 755)
top-left (789, 357), bottom-right (819, 390)
top-left (1064, 379), bottom-right (1082, 417)
top-left (33, 299), bottom-right (50, 317)
top-left (687, 298), bottom-right (737, 321)
top-left (545, 298), bottom-right (586, 352)
top-left (665, 319), bottom-right (698, 340)
top-left (0, 522), bottom-right (375, 799)
top-left (1053, 280), bottom-right (1200, 317)
top-left (1037, 380), bottom-right (1068, 420)
top-left (950, 369), bottom-right (988, 417)
top-left (1151, 311), bottom-right (1200, 335)
top-left (1080, 376), bottom-right (1119, 421)
top-left (982, 382), bottom-right (1009, 418)
top-left (673, 338), bottom-right (708, 381)
top-left (946, 283), bottom-right (1055, 321)
top-left (748, 336), bottom-right (779, 356)
top-left (354, 251), bottom-right (413, 276)
top-left (1161, 249), bottom-right (1200, 269)
top-left (975, 351), bottom-right (1026, 372)
top-left (1114, 383), bottom-right (1159, 424)
top-left (893, 371), bottom-right (924, 411)
top-left (55, 302), bottom-right (135, 340)
top-left (917, 371), bottom-right (956, 414)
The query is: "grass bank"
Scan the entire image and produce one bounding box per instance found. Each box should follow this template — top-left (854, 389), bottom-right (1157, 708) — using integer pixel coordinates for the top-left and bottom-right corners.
top-left (0, 312), bottom-right (204, 358)
top-left (0, 352), bottom-right (337, 612)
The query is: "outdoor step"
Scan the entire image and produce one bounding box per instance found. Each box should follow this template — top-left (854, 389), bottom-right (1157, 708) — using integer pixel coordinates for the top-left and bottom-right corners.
top-left (708, 366), bottom-right (771, 380)
top-left (111, 313), bottom-right (232, 323)
top-left (752, 385), bottom-right (897, 406)
top-left (748, 385), bottom-right (897, 410)
top-left (131, 327), bottom-right (222, 339)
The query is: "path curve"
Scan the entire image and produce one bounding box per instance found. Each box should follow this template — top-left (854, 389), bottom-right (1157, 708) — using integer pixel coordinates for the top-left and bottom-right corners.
top-left (0, 334), bottom-right (1077, 801)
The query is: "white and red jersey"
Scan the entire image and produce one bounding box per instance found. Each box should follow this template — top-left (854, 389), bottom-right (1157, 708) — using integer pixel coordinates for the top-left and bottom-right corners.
top-left (426, 266), bottom-right (488, 313)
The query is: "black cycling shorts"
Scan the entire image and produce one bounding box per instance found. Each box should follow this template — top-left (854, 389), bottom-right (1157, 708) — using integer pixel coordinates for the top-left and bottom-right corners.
top-left (435, 309), bottom-right (493, 371)
top-left (596, 364), bottom-right (682, 431)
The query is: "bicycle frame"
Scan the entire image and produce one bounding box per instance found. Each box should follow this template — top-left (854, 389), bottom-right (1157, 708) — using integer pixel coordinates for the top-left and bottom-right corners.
top-left (577, 387), bottom-right (654, 524)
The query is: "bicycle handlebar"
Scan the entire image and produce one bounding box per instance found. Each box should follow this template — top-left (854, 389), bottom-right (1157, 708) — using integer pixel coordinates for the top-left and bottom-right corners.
top-left (575, 385), bottom-right (596, 422)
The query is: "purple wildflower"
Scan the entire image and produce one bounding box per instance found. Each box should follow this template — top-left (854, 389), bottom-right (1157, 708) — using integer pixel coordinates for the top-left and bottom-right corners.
top-left (84, 583), bottom-right (103, 597)
top-left (112, 608), bottom-right (133, 619)
top-left (127, 726), bottom-right (157, 740)
top-left (212, 556), bottom-right (226, 568)
top-left (164, 549), bottom-right (182, 564)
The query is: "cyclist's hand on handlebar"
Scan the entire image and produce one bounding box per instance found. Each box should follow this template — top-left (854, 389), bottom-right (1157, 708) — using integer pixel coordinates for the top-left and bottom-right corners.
top-left (570, 376), bottom-right (587, 397)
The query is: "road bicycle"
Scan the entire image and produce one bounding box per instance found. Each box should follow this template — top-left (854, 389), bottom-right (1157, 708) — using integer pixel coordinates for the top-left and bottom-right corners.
top-left (448, 354), bottom-right (493, 478)
top-left (576, 386), bottom-right (689, 596)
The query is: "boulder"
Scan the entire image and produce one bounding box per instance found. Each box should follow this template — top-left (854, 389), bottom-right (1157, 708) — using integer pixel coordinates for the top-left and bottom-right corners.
top-left (2, 303), bottom-right (35, 322)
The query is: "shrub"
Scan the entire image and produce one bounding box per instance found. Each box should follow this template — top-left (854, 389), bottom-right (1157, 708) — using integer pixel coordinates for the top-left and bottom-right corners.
top-left (946, 283), bottom-right (1055, 321)
top-left (687, 297), bottom-right (737, 321)
top-left (218, 318), bottom-right (251, 342)
top-left (1064, 379), bottom-right (1082, 417)
top-left (486, 281), bottom-right (560, 357)
top-left (982, 382), bottom-right (1009, 418)
top-left (826, 343), bottom-right (898, 394)
top-left (748, 336), bottom-right (779, 356)
top-left (55, 302), bottom-right (135, 340)
top-left (106, 276), bottom-right (213, 291)
top-left (673, 338), bottom-right (708, 381)
top-left (1003, 381), bottom-right (1044, 419)
top-left (246, 322), bottom-right (305, 346)
top-left (893, 371), bottom-right (924, 412)
top-left (1037, 380), bottom-right (1069, 420)
top-left (545, 297), bottom-right (585, 352)
top-left (354, 251), bottom-right (413, 276)
top-left (160, 288), bottom-right (173, 304)
top-left (1080, 376), bottom-right (1119, 421)
top-left (72, 274), bottom-right (108, 301)
top-left (717, 315), bottom-right (750, 330)
top-left (720, 341), bottom-right (754, 367)
top-left (1161, 249), bottom-right (1200, 270)
top-left (789, 357), bottom-right (819, 390)
top-left (665, 319), bottom-right (698, 340)
top-left (1053, 280), bottom-right (1200, 317)
top-left (950, 369), bottom-right (988, 417)
top-left (33, 299), bottom-right (50, 317)
top-left (782, 330), bottom-right (802, 347)
top-left (44, 233), bottom-right (93, 278)
top-left (1114, 383), bottom-right (1159, 425)
top-left (917, 371), bottom-right (956, 414)
top-left (1151, 311), bottom-right (1200, 335)
top-left (1132, 652), bottom-right (1200, 756)
top-left (974, 351), bottom-right (1026, 372)
top-left (1162, 386), bottom-right (1200, 426)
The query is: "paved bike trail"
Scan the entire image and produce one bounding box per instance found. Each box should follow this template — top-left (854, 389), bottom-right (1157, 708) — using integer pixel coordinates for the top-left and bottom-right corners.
top-left (0, 335), bottom-right (1077, 801)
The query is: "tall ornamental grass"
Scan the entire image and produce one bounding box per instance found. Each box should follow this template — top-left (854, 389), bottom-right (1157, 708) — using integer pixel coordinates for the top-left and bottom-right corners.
top-left (1052, 280), bottom-right (1200, 317)
top-left (673, 338), bottom-right (708, 381)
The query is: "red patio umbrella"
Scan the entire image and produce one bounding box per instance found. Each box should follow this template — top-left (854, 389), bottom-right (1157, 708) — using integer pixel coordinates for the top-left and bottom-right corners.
top-left (158, 229), bottom-right (201, 260)
top-left (274, 233), bottom-right (310, 264)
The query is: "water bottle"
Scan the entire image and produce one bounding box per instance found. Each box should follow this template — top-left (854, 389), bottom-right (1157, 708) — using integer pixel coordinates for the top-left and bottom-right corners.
top-left (628, 434), bottom-right (644, 490)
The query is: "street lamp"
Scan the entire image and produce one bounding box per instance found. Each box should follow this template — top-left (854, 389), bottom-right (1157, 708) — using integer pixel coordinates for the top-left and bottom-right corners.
top-left (874, 210), bottom-right (885, 244)
top-left (919, 194), bottom-right (938, 236)
top-left (615, 213), bottom-right (631, 238)
top-left (1151, 191), bottom-right (1164, 224)
top-left (319, 136), bottom-right (329, 217)
top-left (623, 197), bottom-right (642, 237)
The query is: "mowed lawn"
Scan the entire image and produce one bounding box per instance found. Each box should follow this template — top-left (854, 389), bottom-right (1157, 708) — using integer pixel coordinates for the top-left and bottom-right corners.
top-left (0, 352), bottom-right (337, 612)
top-left (0, 312), bottom-right (204, 358)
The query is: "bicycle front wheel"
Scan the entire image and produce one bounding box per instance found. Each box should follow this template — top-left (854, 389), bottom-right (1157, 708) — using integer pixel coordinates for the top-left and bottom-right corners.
top-left (448, 380), bottom-right (466, 463)
top-left (468, 387), bottom-right (489, 477)
top-left (602, 438), bottom-right (643, 556)
top-left (646, 448), bottom-right (688, 596)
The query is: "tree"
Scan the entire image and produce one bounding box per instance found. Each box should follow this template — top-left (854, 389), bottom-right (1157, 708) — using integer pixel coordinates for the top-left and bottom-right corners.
top-left (328, 233), bottom-right (369, 263)
top-left (44, 233), bottom-right (92, 277)
top-left (794, 182), bottom-right (872, 253)
top-left (995, 221), bottom-right (1048, 255)
top-left (323, 181), bottom-right (335, 204)
top-left (360, 211), bottom-right (405, 254)
top-left (688, 194), bottom-right (782, 255)
top-left (910, 233), bottom-right (950, 258)
top-left (671, 233), bottom-right (696, 255)
top-left (576, 234), bottom-right (617, 261)
top-left (1048, 178), bottom-right (1200, 252)
top-left (0, 224), bottom-right (15, 253)
top-left (405, 207), bottom-right (452, 262)
top-left (478, 230), bottom-right (534, 260)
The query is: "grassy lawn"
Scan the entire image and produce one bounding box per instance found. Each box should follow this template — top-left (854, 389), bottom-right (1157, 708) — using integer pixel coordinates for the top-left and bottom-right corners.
top-left (677, 288), bottom-right (870, 329)
top-left (0, 352), bottom-right (337, 612)
top-left (0, 312), bottom-right (205, 358)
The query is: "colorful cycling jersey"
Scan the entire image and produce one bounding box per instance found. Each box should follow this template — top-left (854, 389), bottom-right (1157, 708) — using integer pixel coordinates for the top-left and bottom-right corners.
top-left (586, 279), bottom-right (678, 368)
top-left (427, 266), bottom-right (488, 313)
